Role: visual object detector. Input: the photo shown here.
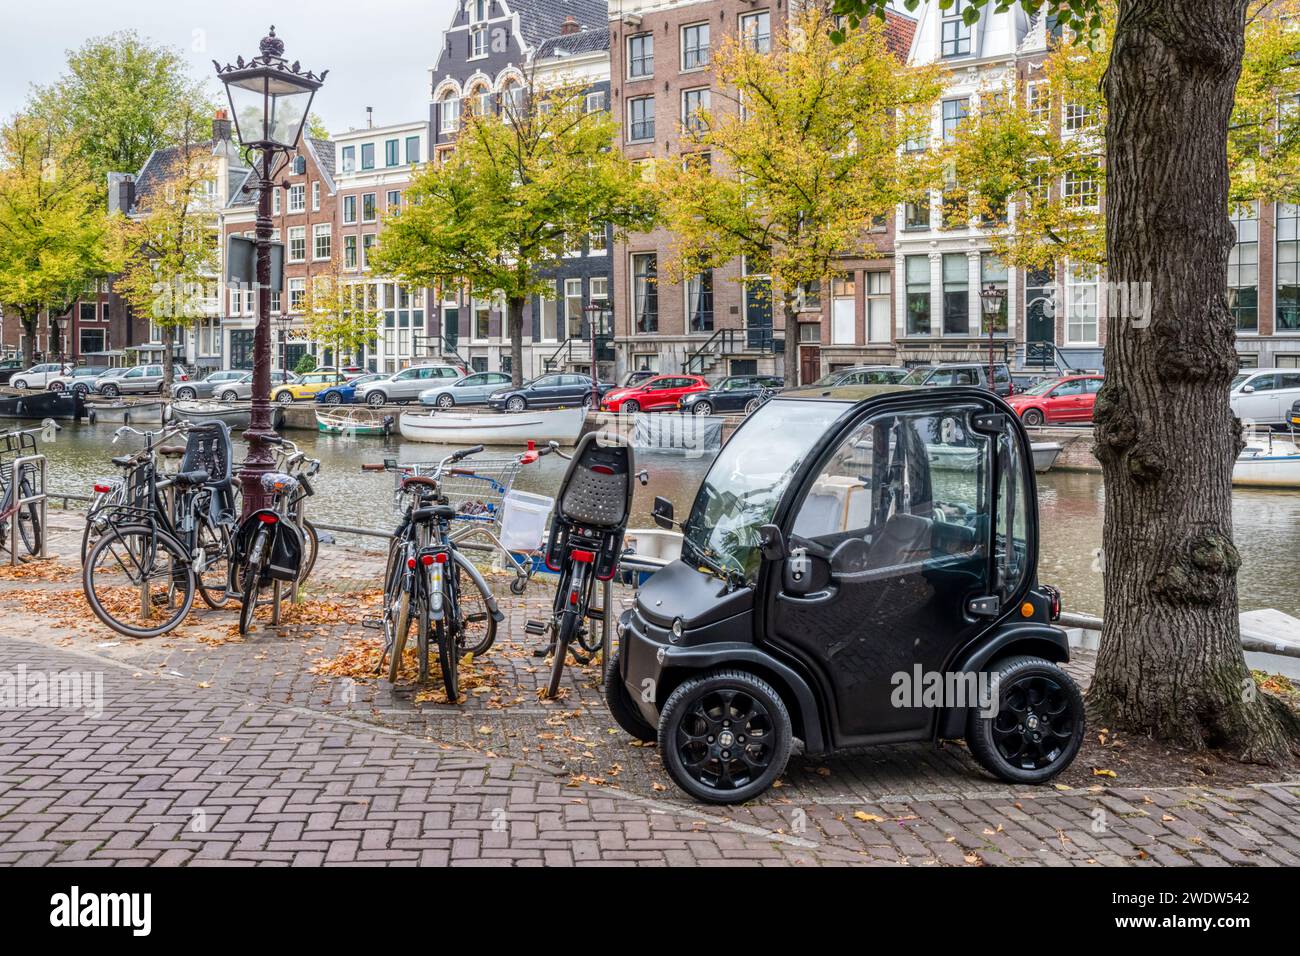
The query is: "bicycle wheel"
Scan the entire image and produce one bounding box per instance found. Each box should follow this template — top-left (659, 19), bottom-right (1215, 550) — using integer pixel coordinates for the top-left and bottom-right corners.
top-left (17, 474), bottom-right (40, 556)
top-left (546, 609), bottom-right (579, 699)
top-left (195, 519), bottom-right (233, 610)
top-left (387, 588), bottom-right (412, 684)
top-left (453, 557), bottom-right (497, 657)
top-left (84, 524), bottom-right (195, 639)
top-left (238, 559), bottom-right (261, 635)
top-left (437, 617), bottom-right (459, 702)
top-left (298, 517), bottom-right (319, 584)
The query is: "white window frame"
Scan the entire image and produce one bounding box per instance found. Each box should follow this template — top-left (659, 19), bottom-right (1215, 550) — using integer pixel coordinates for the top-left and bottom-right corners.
top-left (288, 226), bottom-right (306, 264)
top-left (440, 95), bottom-right (461, 132)
top-left (740, 11), bottom-right (771, 54)
top-left (313, 223), bottom-right (332, 261)
top-left (681, 22), bottom-right (710, 72)
top-left (1065, 261), bottom-right (1099, 345)
top-left (311, 181), bottom-right (320, 211)
top-left (588, 229), bottom-right (607, 256)
top-left (288, 183), bottom-right (306, 213)
top-left (288, 277), bottom-right (306, 314)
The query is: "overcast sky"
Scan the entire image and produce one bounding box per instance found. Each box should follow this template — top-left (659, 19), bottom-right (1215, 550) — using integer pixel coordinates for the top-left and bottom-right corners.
top-left (0, 0), bottom-right (457, 136)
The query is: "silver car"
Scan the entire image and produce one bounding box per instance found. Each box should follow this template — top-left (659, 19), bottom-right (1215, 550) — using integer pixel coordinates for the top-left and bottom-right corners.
top-left (170, 370), bottom-right (248, 401)
top-left (357, 364), bottom-right (463, 406)
top-left (419, 371), bottom-right (512, 409)
top-left (97, 364), bottom-right (177, 397)
top-left (211, 370), bottom-right (300, 402)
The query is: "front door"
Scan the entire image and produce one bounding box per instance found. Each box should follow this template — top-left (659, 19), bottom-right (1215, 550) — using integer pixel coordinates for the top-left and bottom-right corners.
top-left (764, 397), bottom-right (1031, 743)
top-left (799, 346), bottom-right (821, 386)
top-left (1024, 266), bottom-right (1055, 345)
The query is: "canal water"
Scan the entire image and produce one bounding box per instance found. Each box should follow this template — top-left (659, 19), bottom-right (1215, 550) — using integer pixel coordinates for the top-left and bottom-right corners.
top-left (31, 419), bottom-right (1300, 619)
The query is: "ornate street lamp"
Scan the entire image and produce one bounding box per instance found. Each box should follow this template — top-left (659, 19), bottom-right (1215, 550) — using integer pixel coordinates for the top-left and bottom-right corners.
top-left (276, 311), bottom-right (293, 381)
top-left (583, 302), bottom-right (609, 408)
top-left (215, 27), bottom-right (325, 515)
top-left (979, 283), bottom-right (1007, 393)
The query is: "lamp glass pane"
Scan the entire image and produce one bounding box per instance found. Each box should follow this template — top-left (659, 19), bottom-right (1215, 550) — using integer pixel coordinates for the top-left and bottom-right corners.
top-left (268, 88), bottom-right (313, 148)
top-left (226, 78), bottom-right (268, 145)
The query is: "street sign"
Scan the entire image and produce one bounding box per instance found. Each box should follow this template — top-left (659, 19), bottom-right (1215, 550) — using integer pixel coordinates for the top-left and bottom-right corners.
top-left (226, 235), bottom-right (285, 292)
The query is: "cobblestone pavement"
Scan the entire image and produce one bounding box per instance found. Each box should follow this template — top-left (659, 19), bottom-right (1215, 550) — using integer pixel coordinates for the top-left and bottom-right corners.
top-left (1, 513), bottom-right (1298, 866)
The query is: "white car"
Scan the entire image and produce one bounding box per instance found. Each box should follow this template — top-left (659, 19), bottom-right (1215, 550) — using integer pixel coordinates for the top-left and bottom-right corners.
top-left (1229, 368), bottom-right (1300, 426)
top-left (11, 363), bottom-right (73, 390)
top-left (356, 364), bottom-right (463, 406)
top-left (48, 366), bottom-right (107, 396)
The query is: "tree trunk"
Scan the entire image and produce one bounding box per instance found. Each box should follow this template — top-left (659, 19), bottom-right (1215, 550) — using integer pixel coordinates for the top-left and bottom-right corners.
top-left (508, 297), bottom-right (525, 388)
top-left (1089, 0), bottom-right (1298, 762)
top-left (21, 313), bottom-right (37, 369)
top-left (161, 326), bottom-right (174, 391)
top-left (782, 295), bottom-right (800, 387)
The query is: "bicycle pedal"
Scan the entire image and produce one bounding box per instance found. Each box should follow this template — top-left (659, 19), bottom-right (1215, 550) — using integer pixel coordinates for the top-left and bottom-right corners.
top-left (361, 616), bottom-right (383, 630)
top-left (523, 619), bottom-right (548, 636)
top-left (584, 607), bottom-right (605, 622)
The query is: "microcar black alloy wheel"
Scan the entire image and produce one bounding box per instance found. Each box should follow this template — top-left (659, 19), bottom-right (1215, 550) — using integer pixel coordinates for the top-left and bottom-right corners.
top-left (967, 655), bottom-right (1084, 784)
top-left (659, 670), bottom-right (792, 804)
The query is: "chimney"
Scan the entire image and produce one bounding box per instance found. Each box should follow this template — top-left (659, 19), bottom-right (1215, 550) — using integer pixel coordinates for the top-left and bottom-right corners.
top-left (212, 108), bottom-right (232, 142)
top-left (107, 173), bottom-right (136, 214)
top-left (560, 15), bottom-right (580, 35)
top-left (366, 106), bottom-right (374, 128)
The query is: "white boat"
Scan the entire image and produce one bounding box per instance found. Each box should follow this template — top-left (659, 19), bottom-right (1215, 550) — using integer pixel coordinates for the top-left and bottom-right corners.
top-left (88, 401), bottom-right (168, 425)
top-left (1031, 442), bottom-right (1064, 473)
top-left (316, 406), bottom-right (393, 436)
top-left (172, 400), bottom-right (250, 430)
top-left (619, 527), bottom-right (684, 584)
top-left (399, 406), bottom-right (586, 446)
top-left (1234, 436), bottom-right (1300, 489)
top-left (927, 441), bottom-right (1063, 473)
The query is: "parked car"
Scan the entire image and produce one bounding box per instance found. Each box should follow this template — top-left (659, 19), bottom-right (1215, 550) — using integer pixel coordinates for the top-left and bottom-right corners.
top-left (900, 362), bottom-right (1015, 397)
top-left (679, 375), bottom-right (784, 416)
top-left (1011, 372), bottom-right (1052, 394)
top-left (487, 373), bottom-right (609, 412)
top-left (95, 364), bottom-right (188, 397)
top-left (212, 370), bottom-right (300, 402)
top-left (807, 365), bottom-right (908, 389)
top-left (600, 374), bottom-right (710, 414)
top-left (10, 363), bottom-right (72, 390)
top-left (271, 370), bottom-right (356, 404)
top-left (1229, 368), bottom-right (1300, 427)
top-left (48, 366), bottom-right (105, 395)
top-left (356, 364), bottom-right (464, 406)
top-left (1005, 374), bottom-right (1104, 426)
top-left (169, 370), bottom-right (248, 401)
top-left (419, 371), bottom-right (513, 409)
top-left (89, 367), bottom-right (132, 395)
top-left (1291, 397), bottom-right (1300, 430)
top-left (315, 373), bottom-right (386, 405)
top-left (0, 358), bottom-right (26, 384)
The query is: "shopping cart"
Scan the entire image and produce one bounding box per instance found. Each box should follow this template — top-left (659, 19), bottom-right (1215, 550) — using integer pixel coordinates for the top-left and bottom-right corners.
top-left (388, 445), bottom-right (551, 594)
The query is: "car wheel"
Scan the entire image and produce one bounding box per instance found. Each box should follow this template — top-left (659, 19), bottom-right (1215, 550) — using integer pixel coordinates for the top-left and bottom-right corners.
top-left (581, 393), bottom-right (593, 409)
top-left (275, 390), bottom-right (294, 404)
top-left (1021, 409), bottom-right (1045, 427)
top-left (50, 381), bottom-right (65, 393)
top-left (73, 385), bottom-right (89, 399)
top-left (100, 383), bottom-right (118, 398)
top-left (692, 401), bottom-right (713, 416)
top-left (436, 393), bottom-right (455, 409)
top-left (323, 391), bottom-right (342, 405)
top-left (366, 391), bottom-right (386, 407)
top-left (966, 655), bottom-right (1085, 785)
top-left (12, 379), bottom-right (26, 390)
top-left (658, 669), bottom-right (792, 804)
top-left (175, 387), bottom-right (196, 401)
top-left (604, 648), bottom-right (657, 743)
top-left (744, 398), bottom-right (762, 415)
top-left (505, 396), bottom-right (526, 413)
top-left (219, 389), bottom-right (239, 402)
top-left (622, 399), bottom-right (640, 415)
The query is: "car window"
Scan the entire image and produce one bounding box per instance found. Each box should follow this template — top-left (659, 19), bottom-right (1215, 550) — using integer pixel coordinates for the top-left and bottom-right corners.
top-left (459, 374), bottom-right (484, 386)
top-left (487, 373), bottom-right (510, 384)
top-left (534, 376), bottom-right (560, 388)
top-left (125, 368), bottom-right (142, 378)
top-left (993, 366), bottom-right (1010, 384)
top-left (1280, 373), bottom-right (1300, 389)
top-left (1084, 378), bottom-right (1103, 393)
top-left (1249, 373), bottom-right (1279, 391)
top-left (1053, 381), bottom-right (1084, 397)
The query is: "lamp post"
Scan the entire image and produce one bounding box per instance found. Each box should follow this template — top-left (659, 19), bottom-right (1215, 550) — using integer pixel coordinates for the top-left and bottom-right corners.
top-left (215, 27), bottom-right (325, 516)
top-left (979, 284), bottom-right (1007, 391)
top-left (55, 314), bottom-right (69, 368)
top-left (583, 302), bottom-right (608, 409)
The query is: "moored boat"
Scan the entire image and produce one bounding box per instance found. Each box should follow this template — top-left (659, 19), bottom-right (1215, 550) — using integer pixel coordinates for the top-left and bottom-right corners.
top-left (0, 391), bottom-right (84, 420)
top-left (316, 406), bottom-right (394, 436)
top-left (1031, 441), bottom-right (1064, 473)
top-left (399, 405), bottom-right (585, 446)
top-left (172, 400), bottom-right (250, 430)
top-left (1234, 436), bottom-right (1300, 489)
top-left (87, 400), bottom-right (167, 425)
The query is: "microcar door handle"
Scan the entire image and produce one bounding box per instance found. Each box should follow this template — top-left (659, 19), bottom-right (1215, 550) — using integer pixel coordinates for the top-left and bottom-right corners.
top-left (776, 587), bottom-right (838, 607)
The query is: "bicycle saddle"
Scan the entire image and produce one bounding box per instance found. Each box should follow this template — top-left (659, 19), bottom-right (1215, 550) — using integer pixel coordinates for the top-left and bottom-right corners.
top-left (401, 475), bottom-right (440, 491)
top-left (111, 455), bottom-right (134, 468)
top-left (413, 504), bottom-right (458, 522)
top-left (259, 471), bottom-right (299, 493)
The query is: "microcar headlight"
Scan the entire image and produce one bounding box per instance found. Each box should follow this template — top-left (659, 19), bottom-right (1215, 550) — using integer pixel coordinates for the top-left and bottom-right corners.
top-left (671, 617), bottom-right (683, 642)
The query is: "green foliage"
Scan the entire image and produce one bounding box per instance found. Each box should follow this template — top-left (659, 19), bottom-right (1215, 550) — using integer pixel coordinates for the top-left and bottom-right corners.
top-left (301, 252), bottom-right (382, 376)
top-left (305, 114), bottom-right (331, 142)
top-left (30, 31), bottom-right (216, 189)
top-left (294, 352), bottom-right (318, 375)
top-left (831, 0), bottom-right (1105, 40)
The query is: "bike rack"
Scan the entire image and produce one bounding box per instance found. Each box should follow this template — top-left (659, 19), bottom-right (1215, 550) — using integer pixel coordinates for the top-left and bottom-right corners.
top-left (8, 453), bottom-right (49, 566)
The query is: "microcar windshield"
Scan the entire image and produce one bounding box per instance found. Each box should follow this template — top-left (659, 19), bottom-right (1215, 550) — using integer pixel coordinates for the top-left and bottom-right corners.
top-left (681, 398), bottom-right (852, 584)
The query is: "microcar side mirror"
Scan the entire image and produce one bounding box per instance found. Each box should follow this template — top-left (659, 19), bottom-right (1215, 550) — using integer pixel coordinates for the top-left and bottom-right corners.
top-left (758, 524), bottom-right (785, 561)
top-left (652, 496), bottom-right (675, 530)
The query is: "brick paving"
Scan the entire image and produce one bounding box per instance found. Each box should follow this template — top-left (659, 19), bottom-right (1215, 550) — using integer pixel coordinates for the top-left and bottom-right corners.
top-left (0, 511), bottom-right (1298, 866)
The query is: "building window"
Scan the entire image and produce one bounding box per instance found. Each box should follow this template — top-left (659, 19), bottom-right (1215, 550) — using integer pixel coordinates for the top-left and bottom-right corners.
top-left (942, 98), bottom-right (969, 142)
top-left (362, 234), bottom-right (376, 270)
top-left (471, 26), bottom-right (487, 58)
top-left (79, 328), bottom-right (105, 354)
top-left (585, 91), bottom-right (606, 113)
top-left (590, 277), bottom-right (609, 310)
top-left (79, 302), bottom-right (96, 323)
top-left (628, 34), bottom-right (653, 78)
top-left (1063, 101), bottom-right (1098, 133)
top-left (362, 193), bottom-right (377, 223)
top-left (942, 253), bottom-right (970, 334)
top-left (272, 189), bottom-right (281, 216)
top-left (906, 256), bottom-right (931, 336)
top-left (344, 235), bottom-right (358, 270)
top-left (565, 278), bottom-right (584, 339)
top-left (471, 0), bottom-right (487, 23)
top-left (440, 94), bottom-right (460, 133)
top-left (406, 135), bottom-right (420, 164)
top-left (1278, 203), bottom-right (1300, 332)
top-left (830, 277), bottom-right (854, 344)
top-left (288, 183), bottom-right (305, 213)
top-left (387, 190), bottom-right (401, 212)
top-left (682, 88), bottom-right (710, 135)
top-left (686, 271), bottom-right (714, 332)
top-left (867, 271), bottom-right (892, 343)
top-left (682, 23), bottom-right (710, 71)
top-left (941, 0), bottom-right (972, 57)
top-left (538, 281), bottom-right (558, 341)
top-left (1065, 261), bottom-right (1099, 344)
top-left (472, 297), bottom-right (491, 339)
top-left (343, 195), bottom-right (357, 224)
top-left (467, 84), bottom-right (491, 116)
top-left (589, 228), bottom-right (607, 255)
top-left (1026, 80), bottom-right (1050, 123)
top-left (288, 226), bottom-right (306, 263)
top-left (1229, 204), bottom-right (1259, 332)
top-left (631, 253), bottom-right (658, 333)
top-left (313, 223), bottom-right (332, 261)
top-left (361, 142), bottom-right (375, 170)
top-left (311, 181), bottom-right (320, 211)
top-left (289, 277), bottom-right (306, 313)
top-left (1063, 169), bottom-right (1099, 209)
top-left (628, 96), bottom-right (655, 142)
top-left (980, 254), bottom-right (1009, 333)
top-left (341, 145), bottom-right (355, 172)
top-left (385, 139), bottom-right (399, 166)
top-left (740, 11), bottom-right (771, 53)
top-left (904, 195), bottom-right (930, 230)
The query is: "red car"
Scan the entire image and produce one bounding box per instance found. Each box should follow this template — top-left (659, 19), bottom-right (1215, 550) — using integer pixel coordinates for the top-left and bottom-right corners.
top-left (600, 374), bottom-right (709, 413)
top-left (1005, 374), bottom-right (1104, 425)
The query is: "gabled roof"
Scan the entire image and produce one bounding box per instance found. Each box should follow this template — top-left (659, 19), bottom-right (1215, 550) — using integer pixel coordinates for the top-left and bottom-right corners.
top-left (515, 0), bottom-right (607, 47)
top-left (132, 139), bottom-right (248, 209)
top-left (307, 137), bottom-right (336, 184)
top-left (883, 9), bottom-right (918, 59)
top-left (535, 26), bottom-right (609, 60)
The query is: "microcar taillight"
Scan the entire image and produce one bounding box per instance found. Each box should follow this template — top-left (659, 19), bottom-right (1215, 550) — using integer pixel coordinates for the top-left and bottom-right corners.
top-left (1041, 584), bottom-right (1062, 621)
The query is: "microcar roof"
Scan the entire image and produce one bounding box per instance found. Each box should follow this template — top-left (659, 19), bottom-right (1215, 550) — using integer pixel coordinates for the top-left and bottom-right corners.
top-left (778, 383), bottom-right (914, 402)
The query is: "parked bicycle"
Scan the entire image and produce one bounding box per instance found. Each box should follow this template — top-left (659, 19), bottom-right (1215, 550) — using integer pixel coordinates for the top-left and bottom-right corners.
top-left (526, 434), bottom-right (645, 698)
top-left (81, 422), bottom-right (237, 638)
top-left (266, 436), bottom-right (321, 585)
top-left (362, 446), bottom-right (506, 700)
top-left (0, 425), bottom-right (51, 559)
